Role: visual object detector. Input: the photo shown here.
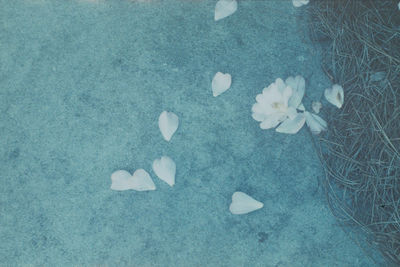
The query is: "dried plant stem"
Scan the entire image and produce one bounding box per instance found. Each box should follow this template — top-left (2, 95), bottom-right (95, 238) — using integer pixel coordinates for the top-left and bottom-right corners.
top-left (308, 0), bottom-right (400, 265)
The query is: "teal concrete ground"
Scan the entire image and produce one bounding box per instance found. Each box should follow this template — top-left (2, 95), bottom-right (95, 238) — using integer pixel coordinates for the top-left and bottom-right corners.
top-left (0, 0), bottom-right (377, 266)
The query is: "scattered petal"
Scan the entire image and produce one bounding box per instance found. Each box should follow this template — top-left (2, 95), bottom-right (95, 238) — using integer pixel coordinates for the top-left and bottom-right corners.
top-left (285, 75), bottom-right (305, 109)
top-left (276, 113), bottom-right (306, 134)
top-left (305, 111), bottom-right (327, 135)
top-left (292, 0), bottom-right (309, 7)
top-left (111, 169), bottom-right (156, 191)
top-left (111, 170), bottom-right (133, 191)
top-left (131, 169), bottom-right (156, 191)
top-left (229, 192), bottom-right (263, 215)
top-left (159, 111), bottom-right (179, 141)
top-left (312, 101), bottom-right (322, 114)
top-left (212, 72), bottom-right (232, 97)
top-left (324, 84), bottom-right (344, 108)
top-left (214, 0), bottom-right (237, 21)
top-left (152, 156), bottom-right (176, 187)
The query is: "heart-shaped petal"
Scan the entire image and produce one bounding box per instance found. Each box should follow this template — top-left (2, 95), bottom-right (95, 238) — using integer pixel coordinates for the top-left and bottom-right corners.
top-left (292, 0), bottom-right (309, 7)
top-left (110, 169), bottom-right (156, 191)
top-left (110, 170), bottom-right (133, 191)
top-left (324, 84), bottom-right (344, 108)
top-left (214, 0), bottom-right (237, 21)
top-left (131, 169), bottom-right (156, 191)
top-left (152, 156), bottom-right (176, 187)
top-left (159, 111), bottom-right (179, 141)
top-left (212, 72), bottom-right (232, 97)
top-left (229, 192), bottom-right (263, 215)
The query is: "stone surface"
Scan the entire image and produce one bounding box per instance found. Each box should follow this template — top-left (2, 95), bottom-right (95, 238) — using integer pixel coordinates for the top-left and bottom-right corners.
top-left (0, 0), bottom-right (377, 266)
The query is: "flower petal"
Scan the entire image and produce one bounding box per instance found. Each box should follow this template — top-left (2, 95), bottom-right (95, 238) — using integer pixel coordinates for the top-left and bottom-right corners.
top-left (292, 0), bottom-right (309, 7)
top-left (275, 78), bottom-right (286, 91)
top-left (159, 111), bottom-right (179, 141)
top-left (287, 106), bottom-right (298, 120)
top-left (214, 0), bottom-right (238, 21)
top-left (282, 86), bottom-right (293, 107)
top-left (305, 112), bottom-right (327, 135)
top-left (252, 112), bottom-right (265, 122)
top-left (260, 113), bottom-right (284, 129)
top-left (152, 156), bottom-right (176, 187)
top-left (212, 72), bottom-right (232, 97)
top-left (252, 102), bottom-right (271, 121)
top-left (324, 84), bottom-right (344, 108)
top-left (312, 101), bottom-right (322, 114)
top-left (298, 103), bottom-right (305, 111)
top-left (229, 192), bottom-right (263, 215)
top-left (131, 169), bottom-right (156, 191)
top-left (276, 113), bottom-right (306, 134)
top-left (286, 75), bottom-right (305, 108)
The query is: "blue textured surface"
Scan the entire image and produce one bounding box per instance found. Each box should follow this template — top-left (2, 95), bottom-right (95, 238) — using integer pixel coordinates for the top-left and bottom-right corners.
top-left (0, 0), bottom-right (376, 266)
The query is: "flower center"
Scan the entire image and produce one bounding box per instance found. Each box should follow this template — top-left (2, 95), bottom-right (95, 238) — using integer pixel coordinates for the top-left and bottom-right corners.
top-left (272, 102), bottom-right (286, 112)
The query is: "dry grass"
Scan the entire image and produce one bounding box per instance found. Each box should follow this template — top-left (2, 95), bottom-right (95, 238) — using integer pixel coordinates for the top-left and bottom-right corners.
top-left (308, 0), bottom-right (400, 265)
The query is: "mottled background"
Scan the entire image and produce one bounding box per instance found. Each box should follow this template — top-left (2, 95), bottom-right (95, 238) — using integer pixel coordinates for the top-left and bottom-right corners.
top-left (0, 0), bottom-right (376, 266)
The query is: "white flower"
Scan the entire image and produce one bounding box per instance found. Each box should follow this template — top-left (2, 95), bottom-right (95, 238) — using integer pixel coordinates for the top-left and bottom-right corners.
top-left (304, 111), bottom-right (327, 135)
top-left (292, 0), bottom-right (309, 8)
top-left (252, 76), bottom-right (306, 134)
top-left (324, 84), bottom-right (344, 108)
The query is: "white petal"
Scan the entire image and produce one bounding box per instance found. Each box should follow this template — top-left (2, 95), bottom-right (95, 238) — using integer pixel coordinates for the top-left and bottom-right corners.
top-left (152, 156), bottom-right (176, 187)
top-left (305, 112), bottom-right (327, 135)
top-left (324, 84), bottom-right (344, 108)
top-left (159, 111), bottom-right (179, 141)
top-left (252, 101), bottom-right (274, 119)
top-left (276, 113), bottom-right (306, 134)
top-left (275, 78), bottom-right (287, 93)
top-left (287, 106), bottom-right (298, 120)
top-left (312, 101), bottom-right (322, 114)
top-left (110, 169), bottom-right (156, 191)
top-left (131, 169), bottom-right (156, 191)
top-left (282, 86), bottom-right (293, 107)
top-left (214, 0), bottom-right (237, 21)
top-left (252, 110), bottom-right (266, 122)
top-left (286, 75), bottom-right (305, 108)
top-left (229, 192), bottom-right (263, 215)
top-left (260, 113), bottom-right (284, 129)
top-left (111, 170), bottom-right (135, 191)
top-left (292, 0), bottom-right (309, 7)
top-left (262, 85), bottom-right (283, 105)
top-left (212, 72), bottom-right (232, 97)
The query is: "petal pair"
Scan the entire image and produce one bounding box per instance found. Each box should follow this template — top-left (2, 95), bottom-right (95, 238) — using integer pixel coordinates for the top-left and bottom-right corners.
top-left (111, 169), bottom-right (156, 191)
